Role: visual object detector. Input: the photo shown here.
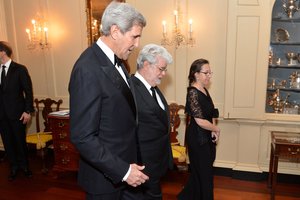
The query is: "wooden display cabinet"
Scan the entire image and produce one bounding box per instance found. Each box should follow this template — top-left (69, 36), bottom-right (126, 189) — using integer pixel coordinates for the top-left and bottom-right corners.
top-left (48, 115), bottom-right (79, 176)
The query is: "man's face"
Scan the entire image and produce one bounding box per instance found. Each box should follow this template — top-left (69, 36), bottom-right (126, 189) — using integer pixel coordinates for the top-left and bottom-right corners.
top-left (0, 51), bottom-right (6, 64)
top-left (115, 25), bottom-right (143, 60)
top-left (145, 56), bottom-right (168, 87)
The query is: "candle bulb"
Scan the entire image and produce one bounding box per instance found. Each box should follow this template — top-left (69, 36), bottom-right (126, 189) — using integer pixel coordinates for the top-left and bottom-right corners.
top-left (189, 19), bottom-right (193, 33)
top-left (31, 19), bottom-right (36, 34)
top-left (38, 27), bottom-right (42, 43)
top-left (44, 27), bottom-right (48, 44)
top-left (162, 20), bottom-right (167, 34)
top-left (174, 10), bottom-right (178, 26)
top-left (26, 29), bottom-right (31, 42)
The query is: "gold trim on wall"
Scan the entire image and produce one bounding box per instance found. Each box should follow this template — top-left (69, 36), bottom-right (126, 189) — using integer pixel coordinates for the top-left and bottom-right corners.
top-left (86, 0), bottom-right (92, 46)
top-left (86, 0), bottom-right (125, 46)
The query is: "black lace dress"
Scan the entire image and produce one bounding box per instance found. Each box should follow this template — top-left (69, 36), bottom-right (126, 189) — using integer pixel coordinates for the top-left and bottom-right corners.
top-left (177, 86), bottom-right (219, 200)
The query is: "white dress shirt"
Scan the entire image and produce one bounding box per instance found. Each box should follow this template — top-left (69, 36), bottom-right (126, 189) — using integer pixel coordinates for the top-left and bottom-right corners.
top-left (1, 59), bottom-right (11, 84)
top-left (96, 38), bottom-right (129, 87)
top-left (134, 71), bottom-right (165, 110)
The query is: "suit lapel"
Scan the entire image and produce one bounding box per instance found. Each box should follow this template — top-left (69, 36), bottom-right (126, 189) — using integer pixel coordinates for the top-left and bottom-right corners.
top-left (156, 87), bottom-right (170, 127)
top-left (2, 62), bottom-right (16, 91)
top-left (128, 77), bottom-right (139, 125)
top-left (91, 43), bottom-right (136, 117)
top-left (131, 76), bottom-right (168, 128)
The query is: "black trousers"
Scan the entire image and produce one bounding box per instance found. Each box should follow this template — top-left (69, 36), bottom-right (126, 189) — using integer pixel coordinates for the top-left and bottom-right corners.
top-left (0, 118), bottom-right (29, 171)
top-left (141, 177), bottom-right (163, 200)
top-left (86, 186), bottom-right (144, 200)
top-left (122, 177), bottom-right (163, 200)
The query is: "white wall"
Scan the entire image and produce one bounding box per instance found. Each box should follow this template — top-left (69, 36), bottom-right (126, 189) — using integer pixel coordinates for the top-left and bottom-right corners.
top-left (2, 0), bottom-right (228, 133)
top-left (2, 0), bottom-right (300, 175)
top-left (127, 0), bottom-right (227, 111)
top-left (3, 0), bottom-right (87, 107)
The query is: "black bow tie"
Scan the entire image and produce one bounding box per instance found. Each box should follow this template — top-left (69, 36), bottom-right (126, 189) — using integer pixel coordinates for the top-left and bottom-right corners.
top-left (114, 55), bottom-right (122, 67)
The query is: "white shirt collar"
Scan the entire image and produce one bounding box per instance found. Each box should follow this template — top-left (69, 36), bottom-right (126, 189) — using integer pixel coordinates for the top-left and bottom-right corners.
top-left (96, 38), bottom-right (129, 86)
top-left (134, 71), bottom-right (165, 110)
top-left (96, 38), bottom-right (115, 66)
top-left (1, 59), bottom-right (12, 71)
top-left (135, 71), bottom-right (152, 92)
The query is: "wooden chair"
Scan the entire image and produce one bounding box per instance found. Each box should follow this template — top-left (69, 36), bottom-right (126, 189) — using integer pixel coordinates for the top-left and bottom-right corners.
top-left (26, 98), bottom-right (63, 173)
top-left (168, 103), bottom-right (190, 171)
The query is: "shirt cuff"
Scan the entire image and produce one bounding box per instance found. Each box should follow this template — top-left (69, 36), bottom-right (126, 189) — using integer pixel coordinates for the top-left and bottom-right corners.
top-left (122, 165), bottom-right (131, 181)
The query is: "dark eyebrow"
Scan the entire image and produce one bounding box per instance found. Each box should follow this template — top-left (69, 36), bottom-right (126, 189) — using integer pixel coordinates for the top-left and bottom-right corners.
top-left (133, 34), bottom-right (141, 39)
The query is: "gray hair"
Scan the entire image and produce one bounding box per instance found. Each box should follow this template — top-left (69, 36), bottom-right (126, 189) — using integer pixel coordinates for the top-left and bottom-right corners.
top-left (101, 1), bottom-right (146, 36)
top-left (137, 44), bottom-right (173, 70)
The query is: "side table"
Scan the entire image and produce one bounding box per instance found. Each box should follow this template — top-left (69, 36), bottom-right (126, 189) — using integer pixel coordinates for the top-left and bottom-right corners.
top-left (48, 114), bottom-right (79, 177)
top-left (268, 131), bottom-right (300, 200)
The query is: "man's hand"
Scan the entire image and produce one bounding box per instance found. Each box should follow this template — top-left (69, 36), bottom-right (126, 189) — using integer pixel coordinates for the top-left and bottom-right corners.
top-left (125, 164), bottom-right (149, 187)
top-left (19, 112), bottom-right (31, 124)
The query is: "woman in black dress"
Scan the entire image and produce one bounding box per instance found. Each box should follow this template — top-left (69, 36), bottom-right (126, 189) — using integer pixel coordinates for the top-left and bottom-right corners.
top-left (178, 58), bottom-right (220, 200)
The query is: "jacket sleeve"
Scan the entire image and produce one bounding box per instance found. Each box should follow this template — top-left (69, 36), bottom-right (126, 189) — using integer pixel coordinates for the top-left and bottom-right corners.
top-left (20, 65), bottom-right (34, 113)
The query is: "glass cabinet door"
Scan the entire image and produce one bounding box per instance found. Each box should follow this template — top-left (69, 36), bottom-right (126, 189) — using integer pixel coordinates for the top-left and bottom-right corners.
top-left (266, 0), bottom-right (300, 115)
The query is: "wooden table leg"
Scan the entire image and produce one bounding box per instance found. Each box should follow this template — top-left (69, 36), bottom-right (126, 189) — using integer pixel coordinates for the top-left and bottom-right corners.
top-left (268, 143), bottom-right (274, 188)
top-left (271, 154), bottom-right (279, 200)
top-left (37, 148), bottom-right (48, 174)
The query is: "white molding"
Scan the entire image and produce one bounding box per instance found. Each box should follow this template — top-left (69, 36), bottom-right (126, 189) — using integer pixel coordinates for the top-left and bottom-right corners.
top-left (232, 163), bottom-right (263, 173)
top-left (214, 160), bottom-right (237, 169)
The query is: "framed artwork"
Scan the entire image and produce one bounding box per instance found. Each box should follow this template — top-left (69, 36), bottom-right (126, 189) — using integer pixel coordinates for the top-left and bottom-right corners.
top-left (86, 0), bottom-right (125, 45)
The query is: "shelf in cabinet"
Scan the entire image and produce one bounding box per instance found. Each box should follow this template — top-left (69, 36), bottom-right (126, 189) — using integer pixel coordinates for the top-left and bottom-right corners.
top-left (272, 18), bottom-right (300, 23)
top-left (267, 88), bottom-right (300, 92)
top-left (271, 42), bottom-right (300, 45)
top-left (269, 64), bottom-right (300, 68)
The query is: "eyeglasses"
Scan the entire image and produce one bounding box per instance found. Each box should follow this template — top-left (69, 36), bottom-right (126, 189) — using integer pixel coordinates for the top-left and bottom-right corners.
top-left (200, 71), bottom-right (213, 76)
top-left (154, 65), bottom-right (167, 72)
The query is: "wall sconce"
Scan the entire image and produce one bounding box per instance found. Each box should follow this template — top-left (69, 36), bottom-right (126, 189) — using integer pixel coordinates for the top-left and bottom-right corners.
top-left (161, 8), bottom-right (195, 49)
top-left (25, 16), bottom-right (50, 50)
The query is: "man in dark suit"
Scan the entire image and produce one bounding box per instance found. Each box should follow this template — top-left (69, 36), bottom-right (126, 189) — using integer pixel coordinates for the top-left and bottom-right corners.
top-left (130, 44), bottom-right (173, 200)
top-left (0, 41), bottom-right (34, 181)
top-left (68, 2), bottom-right (148, 200)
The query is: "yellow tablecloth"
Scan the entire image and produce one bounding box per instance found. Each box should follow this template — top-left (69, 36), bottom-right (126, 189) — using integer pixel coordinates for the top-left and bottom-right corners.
top-left (171, 145), bottom-right (186, 162)
top-left (26, 132), bottom-right (52, 150)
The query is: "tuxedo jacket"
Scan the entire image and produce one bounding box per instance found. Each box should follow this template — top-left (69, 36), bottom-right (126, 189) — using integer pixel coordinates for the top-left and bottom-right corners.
top-left (0, 61), bottom-right (34, 120)
top-left (69, 43), bottom-right (138, 194)
top-left (130, 76), bottom-right (173, 180)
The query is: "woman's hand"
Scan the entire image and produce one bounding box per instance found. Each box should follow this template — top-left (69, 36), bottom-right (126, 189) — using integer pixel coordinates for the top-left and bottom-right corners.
top-left (211, 130), bottom-right (220, 143)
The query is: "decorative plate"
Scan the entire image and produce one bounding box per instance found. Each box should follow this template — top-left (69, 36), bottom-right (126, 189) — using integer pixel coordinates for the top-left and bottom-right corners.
top-left (275, 28), bottom-right (290, 42)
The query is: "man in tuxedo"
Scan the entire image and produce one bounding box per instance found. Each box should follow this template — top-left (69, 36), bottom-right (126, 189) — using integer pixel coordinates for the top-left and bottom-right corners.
top-left (0, 41), bottom-right (34, 181)
top-left (68, 2), bottom-right (148, 200)
top-left (130, 44), bottom-right (173, 200)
